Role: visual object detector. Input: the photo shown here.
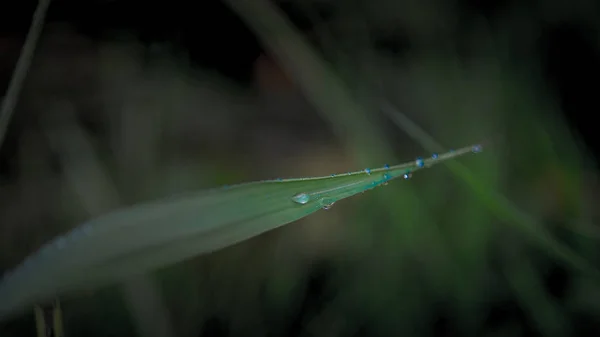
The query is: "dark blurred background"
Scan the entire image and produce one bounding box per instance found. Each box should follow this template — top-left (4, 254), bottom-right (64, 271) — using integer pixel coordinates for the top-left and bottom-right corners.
top-left (1, 0), bottom-right (600, 336)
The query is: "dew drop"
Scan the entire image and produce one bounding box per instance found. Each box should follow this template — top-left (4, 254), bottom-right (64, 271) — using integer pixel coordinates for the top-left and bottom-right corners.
top-left (472, 144), bottom-right (483, 153)
top-left (383, 173), bottom-right (391, 186)
top-left (403, 172), bottom-right (412, 179)
top-left (384, 164), bottom-right (390, 169)
top-left (323, 202), bottom-right (335, 210)
top-left (276, 178), bottom-right (283, 181)
top-left (292, 193), bottom-right (311, 205)
top-left (415, 157), bottom-right (424, 168)
top-left (432, 153), bottom-right (439, 159)
top-left (364, 168), bottom-right (371, 175)
top-left (331, 174), bottom-right (336, 177)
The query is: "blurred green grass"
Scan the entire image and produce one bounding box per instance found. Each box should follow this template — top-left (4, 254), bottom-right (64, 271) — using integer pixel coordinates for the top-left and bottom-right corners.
top-left (1, 0), bottom-right (600, 336)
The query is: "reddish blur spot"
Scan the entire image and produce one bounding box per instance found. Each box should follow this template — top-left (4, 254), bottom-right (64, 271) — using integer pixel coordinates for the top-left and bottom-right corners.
top-left (253, 54), bottom-right (296, 93)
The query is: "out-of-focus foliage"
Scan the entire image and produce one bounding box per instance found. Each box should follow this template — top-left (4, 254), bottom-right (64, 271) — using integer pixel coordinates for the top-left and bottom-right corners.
top-left (1, 0), bottom-right (600, 336)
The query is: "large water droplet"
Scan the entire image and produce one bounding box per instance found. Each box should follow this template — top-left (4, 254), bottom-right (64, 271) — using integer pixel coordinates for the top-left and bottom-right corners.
top-left (415, 157), bottom-right (424, 168)
top-left (292, 193), bottom-right (311, 205)
top-left (323, 202), bottom-right (335, 210)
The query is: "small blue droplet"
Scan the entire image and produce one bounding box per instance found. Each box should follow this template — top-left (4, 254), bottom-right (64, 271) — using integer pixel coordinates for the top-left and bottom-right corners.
top-left (432, 153), bottom-right (439, 159)
top-left (364, 168), bottom-right (371, 175)
top-left (331, 174), bottom-right (335, 177)
top-left (472, 144), bottom-right (483, 153)
top-left (276, 178), bottom-right (283, 181)
top-left (403, 172), bottom-right (412, 179)
top-left (384, 164), bottom-right (390, 169)
top-left (383, 173), bottom-right (391, 181)
top-left (415, 157), bottom-right (424, 168)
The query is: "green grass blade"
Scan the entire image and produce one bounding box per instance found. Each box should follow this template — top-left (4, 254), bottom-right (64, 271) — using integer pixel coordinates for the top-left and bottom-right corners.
top-left (0, 144), bottom-right (481, 321)
top-left (0, 0), bottom-right (51, 150)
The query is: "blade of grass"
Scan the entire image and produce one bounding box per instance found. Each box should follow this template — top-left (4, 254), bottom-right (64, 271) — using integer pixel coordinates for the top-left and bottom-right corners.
top-left (0, 144), bottom-right (480, 321)
top-left (223, 0), bottom-right (598, 278)
top-left (0, 0), bottom-right (51, 150)
top-left (223, 7), bottom-right (600, 335)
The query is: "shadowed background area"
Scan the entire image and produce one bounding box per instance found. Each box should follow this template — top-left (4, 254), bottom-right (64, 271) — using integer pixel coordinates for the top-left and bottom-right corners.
top-left (1, 0), bottom-right (600, 336)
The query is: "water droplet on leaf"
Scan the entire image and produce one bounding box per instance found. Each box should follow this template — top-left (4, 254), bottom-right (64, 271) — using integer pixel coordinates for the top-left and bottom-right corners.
top-left (292, 193), bottom-right (311, 205)
top-left (415, 157), bottom-right (424, 168)
top-left (364, 168), bottom-right (371, 175)
top-left (323, 202), bottom-right (335, 210)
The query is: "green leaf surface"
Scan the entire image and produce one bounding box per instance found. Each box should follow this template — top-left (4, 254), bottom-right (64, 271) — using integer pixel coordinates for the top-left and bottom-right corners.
top-left (0, 144), bottom-right (480, 321)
